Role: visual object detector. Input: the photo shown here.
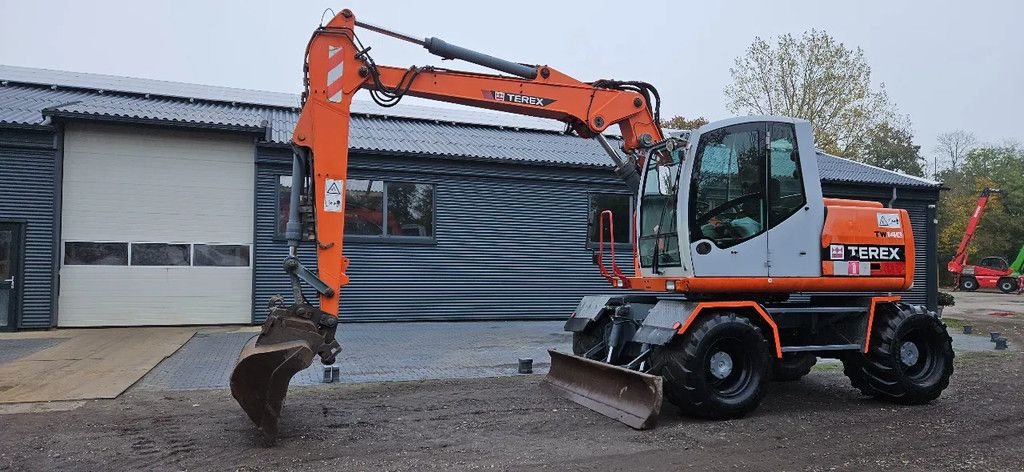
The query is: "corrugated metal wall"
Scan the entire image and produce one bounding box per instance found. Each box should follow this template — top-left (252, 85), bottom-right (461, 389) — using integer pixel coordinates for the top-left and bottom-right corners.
top-left (253, 147), bottom-right (631, 322)
top-left (0, 128), bottom-right (57, 328)
top-left (253, 146), bottom-right (941, 323)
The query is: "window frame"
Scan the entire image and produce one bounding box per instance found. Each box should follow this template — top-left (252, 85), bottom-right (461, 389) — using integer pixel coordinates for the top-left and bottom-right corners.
top-left (62, 241), bottom-right (253, 268)
top-left (586, 191), bottom-right (634, 249)
top-left (275, 173), bottom-right (437, 245)
top-left (63, 241), bottom-right (130, 266)
top-left (192, 243), bottom-right (253, 268)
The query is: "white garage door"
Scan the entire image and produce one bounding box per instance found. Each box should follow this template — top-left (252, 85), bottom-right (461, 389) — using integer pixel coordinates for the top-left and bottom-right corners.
top-left (58, 123), bottom-right (254, 326)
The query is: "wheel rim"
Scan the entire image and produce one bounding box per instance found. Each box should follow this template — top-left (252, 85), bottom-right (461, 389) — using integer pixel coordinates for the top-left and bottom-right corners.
top-left (1001, 282), bottom-right (1013, 291)
top-left (705, 337), bottom-right (754, 397)
top-left (710, 351), bottom-right (734, 379)
top-left (898, 329), bottom-right (940, 382)
top-left (899, 341), bottom-right (920, 366)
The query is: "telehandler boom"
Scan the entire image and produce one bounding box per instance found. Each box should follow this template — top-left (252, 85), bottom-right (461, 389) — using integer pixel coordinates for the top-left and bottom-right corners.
top-left (231, 9), bottom-right (954, 440)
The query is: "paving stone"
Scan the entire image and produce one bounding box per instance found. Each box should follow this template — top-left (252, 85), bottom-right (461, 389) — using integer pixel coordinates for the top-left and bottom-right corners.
top-left (136, 321), bottom-right (572, 391)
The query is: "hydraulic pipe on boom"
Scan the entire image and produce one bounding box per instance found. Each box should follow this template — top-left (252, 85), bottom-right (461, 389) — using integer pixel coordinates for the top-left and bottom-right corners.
top-left (230, 8), bottom-right (665, 440)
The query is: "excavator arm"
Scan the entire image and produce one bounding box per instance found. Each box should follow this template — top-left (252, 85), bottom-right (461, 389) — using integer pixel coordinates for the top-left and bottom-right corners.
top-left (231, 8), bottom-right (666, 441)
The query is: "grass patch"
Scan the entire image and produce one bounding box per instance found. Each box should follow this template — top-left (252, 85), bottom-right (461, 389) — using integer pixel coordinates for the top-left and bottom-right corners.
top-left (942, 317), bottom-right (965, 331)
top-left (953, 350), bottom-right (1013, 368)
top-left (813, 362), bottom-right (841, 372)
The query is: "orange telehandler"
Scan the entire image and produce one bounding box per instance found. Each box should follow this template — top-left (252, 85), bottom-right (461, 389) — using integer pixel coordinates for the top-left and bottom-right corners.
top-left (231, 9), bottom-right (954, 440)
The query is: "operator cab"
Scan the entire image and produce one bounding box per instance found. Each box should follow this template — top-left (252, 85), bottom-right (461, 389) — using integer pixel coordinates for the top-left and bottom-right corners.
top-left (979, 256), bottom-right (1010, 272)
top-left (635, 117), bottom-right (824, 281)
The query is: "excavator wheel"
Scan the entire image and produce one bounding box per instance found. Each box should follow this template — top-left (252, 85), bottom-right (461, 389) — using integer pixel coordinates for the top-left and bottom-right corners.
top-left (571, 316), bottom-right (611, 357)
top-left (650, 312), bottom-right (770, 419)
top-left (959, 276), bottom-right (979, 291)
top-left (771, 352), bottom-right (817, 382)
top-left (841, 303), bottom-right (953, 404)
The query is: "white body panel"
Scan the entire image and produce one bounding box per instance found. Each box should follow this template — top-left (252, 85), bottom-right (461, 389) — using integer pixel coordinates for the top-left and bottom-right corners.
top-left (58, 123), bottom-right (254, 327)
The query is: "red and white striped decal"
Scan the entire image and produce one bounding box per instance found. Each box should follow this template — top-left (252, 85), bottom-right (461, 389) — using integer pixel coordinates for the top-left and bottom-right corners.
top-left (327, 45), bottom-right (344, 103)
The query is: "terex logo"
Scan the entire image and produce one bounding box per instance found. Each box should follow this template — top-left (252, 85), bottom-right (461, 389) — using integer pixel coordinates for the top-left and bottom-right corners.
top-left (846, 245), bottom-right (903, 261)
top-left (483, 90), bottom-right (556, 107)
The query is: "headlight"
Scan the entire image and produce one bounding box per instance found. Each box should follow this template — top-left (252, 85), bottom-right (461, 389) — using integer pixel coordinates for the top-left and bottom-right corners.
top-left (666, 280), bottom-right (676, 291)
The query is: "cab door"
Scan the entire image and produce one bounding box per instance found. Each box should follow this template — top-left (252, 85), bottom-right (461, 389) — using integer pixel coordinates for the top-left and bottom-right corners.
top-left (687, 120), bottom-right (769, 277)
top-left (764, 120), bottom-right (824, 277)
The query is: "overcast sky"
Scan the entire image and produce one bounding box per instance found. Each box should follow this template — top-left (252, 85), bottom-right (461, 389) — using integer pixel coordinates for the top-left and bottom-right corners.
top-left (1, 0), bottom-right (1021, 160)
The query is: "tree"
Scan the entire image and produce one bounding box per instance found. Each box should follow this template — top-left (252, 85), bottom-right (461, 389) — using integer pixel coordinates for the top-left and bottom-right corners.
top-left (934, 130), bottom-right (977, 175)
top-left (661, 115), bottom-right (708, 130)
top-left (862, 121), bottom-right (925, 177)
top-left (724, 30), bottom-right (893, 158)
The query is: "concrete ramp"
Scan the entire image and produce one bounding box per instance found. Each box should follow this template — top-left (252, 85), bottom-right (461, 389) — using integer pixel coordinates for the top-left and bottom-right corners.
top-left (0, 327), bottom-right (195, 403)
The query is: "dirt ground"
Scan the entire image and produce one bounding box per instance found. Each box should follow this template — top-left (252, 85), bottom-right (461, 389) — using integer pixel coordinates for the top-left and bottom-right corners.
top-left (1, 349), bottom-right (1022, 472)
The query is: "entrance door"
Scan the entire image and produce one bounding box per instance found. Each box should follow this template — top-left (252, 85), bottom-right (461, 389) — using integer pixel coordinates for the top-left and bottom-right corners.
top-left (0, 222), bottom-right (23, 329)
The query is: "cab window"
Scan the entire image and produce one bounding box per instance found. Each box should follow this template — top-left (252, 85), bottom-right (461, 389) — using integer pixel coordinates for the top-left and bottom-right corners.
top-left (980, 257), bottom-right (1008, 271)
top-left (767, 123), bottom-right (806, 227)
top-left (690, 123), bottom-right (766, 249)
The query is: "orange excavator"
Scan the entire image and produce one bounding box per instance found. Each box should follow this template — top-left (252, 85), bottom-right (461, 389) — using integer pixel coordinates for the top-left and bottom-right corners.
top-left (231, 9), bottom-right (954, 441)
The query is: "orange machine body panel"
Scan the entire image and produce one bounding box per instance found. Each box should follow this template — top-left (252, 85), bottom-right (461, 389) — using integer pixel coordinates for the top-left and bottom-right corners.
top-left (626, 199), bottom-right (915, 294)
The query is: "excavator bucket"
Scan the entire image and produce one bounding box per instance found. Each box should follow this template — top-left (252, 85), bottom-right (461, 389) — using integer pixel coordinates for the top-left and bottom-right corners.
top-left (230, 304), bottom-right (338, 442)
top-left (544, 350), bottom-right (663, 430)
top-left (230, 337), bottom-right (316, 440)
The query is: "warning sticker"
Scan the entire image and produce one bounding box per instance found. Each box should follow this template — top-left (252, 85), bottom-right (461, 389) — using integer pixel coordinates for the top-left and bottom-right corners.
top-left (876, 213), bottom-right (901, 228)
top-left (324, 179), bottom-right (343, 213)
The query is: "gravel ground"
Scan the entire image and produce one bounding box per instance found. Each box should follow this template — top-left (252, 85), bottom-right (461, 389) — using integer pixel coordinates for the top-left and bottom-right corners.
top-left (1, 350), bottom-right (1022, 471)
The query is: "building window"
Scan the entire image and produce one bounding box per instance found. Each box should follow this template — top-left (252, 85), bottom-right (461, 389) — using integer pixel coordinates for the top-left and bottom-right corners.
top-left (589, 193), bottom-right (631, 245)
top-left (277, 176), bottom-right (434, 240)
top-left (64, 242), bottom-right (129, 266)
top-left (386, 182), bottom-right (434, 237)
top-left (64, 242), bottom-right (250, 267)
top-left (345, 179), bottom-right (386, 236)
top-left (194, 244), bottom-right (251, 267)
top-left (130, 243), bottom-right (191, 266)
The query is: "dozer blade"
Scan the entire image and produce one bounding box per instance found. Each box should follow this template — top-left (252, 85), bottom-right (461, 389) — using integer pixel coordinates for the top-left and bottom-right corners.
top-left (544, 350), bottom-right (663, 430)
top-left (230, 337), bottom-right (316, 440)
top-left (230, 303), bottom-right (339, 443)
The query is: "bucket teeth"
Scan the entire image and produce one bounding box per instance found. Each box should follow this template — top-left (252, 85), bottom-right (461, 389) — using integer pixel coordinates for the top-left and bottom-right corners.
top-left (544, 350), bottom-right (663, 430)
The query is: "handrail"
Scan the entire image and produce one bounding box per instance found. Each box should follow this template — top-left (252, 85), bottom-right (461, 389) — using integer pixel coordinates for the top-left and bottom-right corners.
top-left (597, 210), bottom-right (628, 285)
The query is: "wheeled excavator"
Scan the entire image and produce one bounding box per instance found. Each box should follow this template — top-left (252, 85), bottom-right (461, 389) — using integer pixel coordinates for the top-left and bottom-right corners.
top-left (230, 9), bottom-right (955, 440)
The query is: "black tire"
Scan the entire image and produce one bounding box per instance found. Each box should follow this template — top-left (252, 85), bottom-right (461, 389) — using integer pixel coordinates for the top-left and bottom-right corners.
top-left (960, 276), bottom-right (979, 291)
top-left (841, 303), bottom-right (954, 404)
top-left (650, 312), bottom-right (770, 419)
top-left (572, 316), bottom-right (610, 357)
top-left (772, 352), bottom-right (817, 382)
top-left (998, 277), bottom-right (1018, 294)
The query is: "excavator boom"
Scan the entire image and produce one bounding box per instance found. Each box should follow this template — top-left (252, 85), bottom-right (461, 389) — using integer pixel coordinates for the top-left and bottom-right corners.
top-left (231, 8), bottom-right (667, 440)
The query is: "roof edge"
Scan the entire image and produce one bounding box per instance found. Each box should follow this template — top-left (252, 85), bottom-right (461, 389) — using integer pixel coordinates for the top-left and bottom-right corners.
top-left (818, 151), bottom-right (941, 187)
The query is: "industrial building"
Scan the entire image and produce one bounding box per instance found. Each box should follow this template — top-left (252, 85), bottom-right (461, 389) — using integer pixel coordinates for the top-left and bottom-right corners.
top-left (0, 65), bottom-right (942, 330)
